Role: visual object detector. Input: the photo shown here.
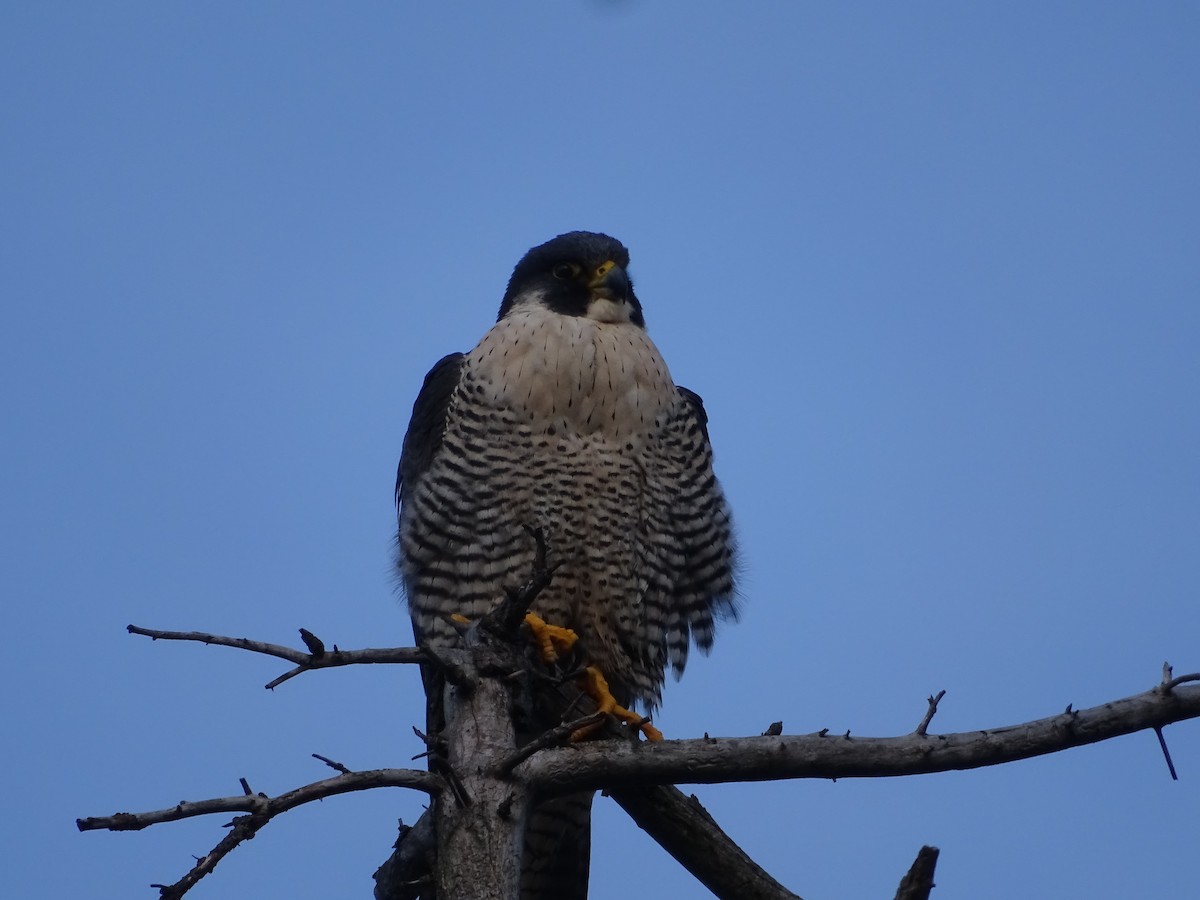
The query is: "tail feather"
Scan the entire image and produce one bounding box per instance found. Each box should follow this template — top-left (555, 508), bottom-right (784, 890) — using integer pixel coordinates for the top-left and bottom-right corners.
top-left (520, 791), bottom-right (593, 900)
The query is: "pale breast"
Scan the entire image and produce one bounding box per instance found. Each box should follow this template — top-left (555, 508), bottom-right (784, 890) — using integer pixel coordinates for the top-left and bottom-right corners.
top-left (465, 307), bottom-right (676, 439)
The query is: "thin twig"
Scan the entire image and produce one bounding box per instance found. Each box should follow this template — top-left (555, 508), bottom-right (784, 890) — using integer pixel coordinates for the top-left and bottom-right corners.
top-left (495, 712), bottom-right (607, 775)
top-left (485, 525), bottom-right (560, 638)
top-left (313, 753), bottom-right (352, 775)
top-left (83, 771), bottom-right (438, 898)
top-left (412, 726), bottom-right (471, 806)
top-left (1162, 672), bottom-right (1200, 692)
top-left (915, 690), bottom-right (946, 736)
top-left (126, 624), bottom-right (424, 689)
top-left (1154, 727), bottom-right (1179, 780)
top-left (78, 768), bottom-right (438, 832)
top-left (150, 810), bottom-right (268, 900)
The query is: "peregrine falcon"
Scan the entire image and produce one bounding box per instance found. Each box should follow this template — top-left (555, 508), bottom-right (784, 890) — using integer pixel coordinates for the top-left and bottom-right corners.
top-left (396, 231), bottom-right (737, 898)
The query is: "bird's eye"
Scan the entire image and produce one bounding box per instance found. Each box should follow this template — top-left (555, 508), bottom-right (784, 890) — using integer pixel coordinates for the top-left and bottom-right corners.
top-left (552, 263), bottom-right (578, 280)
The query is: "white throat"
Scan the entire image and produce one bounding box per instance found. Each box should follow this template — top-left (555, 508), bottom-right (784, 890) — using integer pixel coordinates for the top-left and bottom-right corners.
top-left (466, 306), bottom-right (675, 438)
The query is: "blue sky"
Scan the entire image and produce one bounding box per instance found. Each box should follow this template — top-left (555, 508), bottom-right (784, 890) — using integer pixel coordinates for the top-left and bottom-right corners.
top-left (3, 2), bottom-right (1198, 898)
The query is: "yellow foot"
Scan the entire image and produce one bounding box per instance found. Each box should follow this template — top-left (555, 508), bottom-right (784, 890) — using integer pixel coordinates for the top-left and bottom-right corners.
top-left (524, 612), bottom-right (579, 664)
top-left (574, 665), bottom-right (663, 742)
top-left (445, 612), bottom-right (576, 665)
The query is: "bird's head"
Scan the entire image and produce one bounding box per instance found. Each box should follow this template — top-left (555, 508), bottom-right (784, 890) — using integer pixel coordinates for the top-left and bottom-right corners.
top-left (497, 231), bottom-right (644, 328)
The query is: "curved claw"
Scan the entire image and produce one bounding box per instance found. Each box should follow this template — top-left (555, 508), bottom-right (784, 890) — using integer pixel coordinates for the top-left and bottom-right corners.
top-left (573, 666), bottom-right (663, 742)
top-left (524, 612), bottom-right (579, 664)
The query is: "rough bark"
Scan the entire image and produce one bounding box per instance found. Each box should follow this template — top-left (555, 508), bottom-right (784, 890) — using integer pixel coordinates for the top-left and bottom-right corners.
top-left (373, 809), bottom-right (436, 900)
top-left (520, 682), bottom-right (1200, 794)
top-left (429, 634), bottom-right (529, 900)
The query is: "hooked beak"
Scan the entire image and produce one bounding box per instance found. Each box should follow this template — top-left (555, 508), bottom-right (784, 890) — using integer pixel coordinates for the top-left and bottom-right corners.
top-left (588, 260), bottom-right (631, 303)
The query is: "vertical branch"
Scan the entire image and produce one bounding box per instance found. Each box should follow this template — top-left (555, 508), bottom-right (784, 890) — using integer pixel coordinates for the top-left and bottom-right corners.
top-left (431, 634), bottom-right (532, 899)
top-left (428, 529), bottom-right (559, 899)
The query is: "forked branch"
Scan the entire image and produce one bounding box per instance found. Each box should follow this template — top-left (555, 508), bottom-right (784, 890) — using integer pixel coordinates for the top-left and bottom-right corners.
top-left (79, 767), bottom-right (438, 899)
top-left (126, 624), bottom-right (424, 688)
top-left (77, 767), bottom-right (437, 833)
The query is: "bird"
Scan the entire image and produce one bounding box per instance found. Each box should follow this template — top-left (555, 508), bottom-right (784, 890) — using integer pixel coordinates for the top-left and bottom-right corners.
top-left (396, 230), bottom-right (737, 899)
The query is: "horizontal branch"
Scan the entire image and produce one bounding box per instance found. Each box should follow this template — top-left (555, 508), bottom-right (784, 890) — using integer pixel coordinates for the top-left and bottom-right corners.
top-left (77, 767), bottom-right (438, 832)
top-left (523, 680), bottom-right (1200, 794)
top-left (126, 624), bottom-right (424, 688)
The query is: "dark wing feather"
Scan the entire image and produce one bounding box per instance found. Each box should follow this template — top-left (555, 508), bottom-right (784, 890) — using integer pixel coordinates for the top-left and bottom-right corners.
top-left (396, 353), bottom-right (465, 770)
top-left (662, 385), bottom-right (738, 679)
top-left (396, 352), bottom-right (465, 509)
top-left (675, 385), bottom-right (710, 438)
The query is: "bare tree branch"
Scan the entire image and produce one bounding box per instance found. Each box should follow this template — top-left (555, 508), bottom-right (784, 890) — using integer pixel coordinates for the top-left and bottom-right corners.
top-left (914, 690), bottom-right (946, 736)
top-left (1154, 727), bottom-right (1179, 781)
top-left (611, 784), bottom-right (801, 900)
top-left (483, 524), bottom-right (560, 638)
top-left (1163, 671), bottom-right (1200, 691)
top-left (78, 768), bottom-right (438, 898)
top-left (77, 768), bottom-right (438, 832)
top-left (312, 753), bottom-right (353, 775)
top-left (374, 809), bottom-right (437, 900)
top-left (894, 846), bottom-right (939, 900)
top-left (522, 680), bottom-right (1200, 794)
top-left (126, 624), bottom-right (424, 688)
top-left (148, 810), bottom-right (266, 900)
top-left (429, 620), bottom-right (528, 900)
top-left (495, 711), bottom-right (607, 775)
top-left (99, 620), bottom-right (1200, 900)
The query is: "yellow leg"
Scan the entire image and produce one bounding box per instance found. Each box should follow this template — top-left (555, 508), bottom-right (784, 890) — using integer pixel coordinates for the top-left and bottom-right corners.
top-left (446, 612), bottom-right (576, 663)
top-left (574, 666), bottom-right (663, 742)
top-left (524, 612), bottom-right (579, 664)
top-left (454, 611), bottom-right (661, 742)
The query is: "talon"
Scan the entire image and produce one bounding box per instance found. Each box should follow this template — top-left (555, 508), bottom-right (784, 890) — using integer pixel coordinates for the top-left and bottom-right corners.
top-left (635, 716), bottom-right (665, 743)
top-left (524, 612), bottom-right (578, 664)
top-left (573, 666), bottom-right (663, 742)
